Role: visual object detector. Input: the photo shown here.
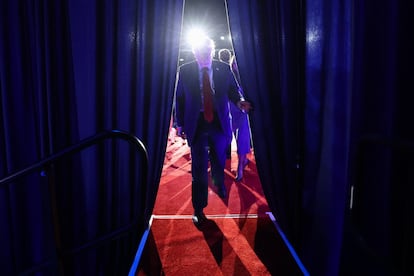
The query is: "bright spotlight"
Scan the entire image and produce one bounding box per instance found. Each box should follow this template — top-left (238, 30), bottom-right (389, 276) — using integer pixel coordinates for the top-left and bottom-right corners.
top-left (187, 28), bottom-right (206, 49)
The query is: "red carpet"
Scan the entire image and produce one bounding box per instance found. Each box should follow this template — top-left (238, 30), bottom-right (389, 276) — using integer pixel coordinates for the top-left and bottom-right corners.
top-left (136, 132), bottom-right (303, 275)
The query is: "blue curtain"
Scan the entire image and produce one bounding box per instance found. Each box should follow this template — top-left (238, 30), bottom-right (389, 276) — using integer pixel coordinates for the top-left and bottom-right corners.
top-left (227, 0), bottom-right (304, 253)
top-left (228, 0), bottom-right (413, 275)
top-left (301, 1), bottom-right (352, 275)
top-left (0, 0), bottom-right (183, 274)
top-left (2, 0), bottom-right (413, 275)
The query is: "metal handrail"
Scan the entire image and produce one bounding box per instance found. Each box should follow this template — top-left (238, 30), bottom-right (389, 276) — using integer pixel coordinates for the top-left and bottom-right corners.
top-left (0, 129), bottom-right (149, 275)
top-left (0, 129), bottom-right (148, 186)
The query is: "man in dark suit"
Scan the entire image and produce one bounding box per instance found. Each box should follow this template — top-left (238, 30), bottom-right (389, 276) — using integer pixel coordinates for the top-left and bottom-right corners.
top-left (175, 36), bottom-right (251, 226)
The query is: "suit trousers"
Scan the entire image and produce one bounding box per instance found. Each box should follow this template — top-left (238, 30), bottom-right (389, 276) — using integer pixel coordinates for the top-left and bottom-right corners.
top-left (191, 113), bottom-right (228, 212)
top-left (230, 103), bottom-right (251, 155)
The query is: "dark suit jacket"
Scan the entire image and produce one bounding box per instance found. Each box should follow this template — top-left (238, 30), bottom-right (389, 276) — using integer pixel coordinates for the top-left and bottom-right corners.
top-left (175, 60), bottom-right (244, 146)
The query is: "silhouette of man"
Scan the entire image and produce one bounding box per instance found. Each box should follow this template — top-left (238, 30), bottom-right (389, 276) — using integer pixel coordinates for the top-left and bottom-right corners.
top-left (175, 37), bottom-right (251, 226)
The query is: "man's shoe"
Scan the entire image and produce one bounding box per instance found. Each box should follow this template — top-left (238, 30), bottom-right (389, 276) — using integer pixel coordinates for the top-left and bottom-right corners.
top-left (192, 212), bottom-right (208, 226)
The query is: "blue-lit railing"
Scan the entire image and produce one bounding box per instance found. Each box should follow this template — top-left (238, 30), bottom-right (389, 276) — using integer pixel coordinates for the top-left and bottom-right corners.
top-left (0, 130), bottom-right (149, 275)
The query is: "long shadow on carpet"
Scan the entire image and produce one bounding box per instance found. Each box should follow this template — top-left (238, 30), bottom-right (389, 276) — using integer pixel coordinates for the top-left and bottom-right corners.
top-left (137, 214), bottom-right (303, 275)
top-left (136, 135), bottom-right (304, 275)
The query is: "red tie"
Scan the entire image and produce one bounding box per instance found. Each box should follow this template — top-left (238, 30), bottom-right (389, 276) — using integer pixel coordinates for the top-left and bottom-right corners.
top-left (202, 67), bottom-right (214, 122)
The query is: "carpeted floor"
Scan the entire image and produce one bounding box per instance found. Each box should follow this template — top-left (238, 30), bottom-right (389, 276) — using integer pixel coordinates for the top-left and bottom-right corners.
top-left (136, 132), bottom-right (303, 275)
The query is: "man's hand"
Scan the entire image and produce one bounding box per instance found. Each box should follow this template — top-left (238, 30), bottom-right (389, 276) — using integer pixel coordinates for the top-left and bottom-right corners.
top-left (238, 100), bottom-right (252, 113)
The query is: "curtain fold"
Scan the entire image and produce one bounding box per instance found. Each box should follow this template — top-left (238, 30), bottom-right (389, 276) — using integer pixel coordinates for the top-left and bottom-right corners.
top-left (0, 0), bottom-right (183, 274)
top-left (228, 0), bottom-right (413, 275)
top-left (227, 0), bottom-right (304, 250)
top-left (301, 1), bottom-right (353, 275)
top-left (342, 1), bottom-right (414, 275)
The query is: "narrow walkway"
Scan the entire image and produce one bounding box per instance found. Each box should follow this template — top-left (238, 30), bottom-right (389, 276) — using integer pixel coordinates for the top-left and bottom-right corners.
top-left (136, 132), bottom-right (303, 275)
